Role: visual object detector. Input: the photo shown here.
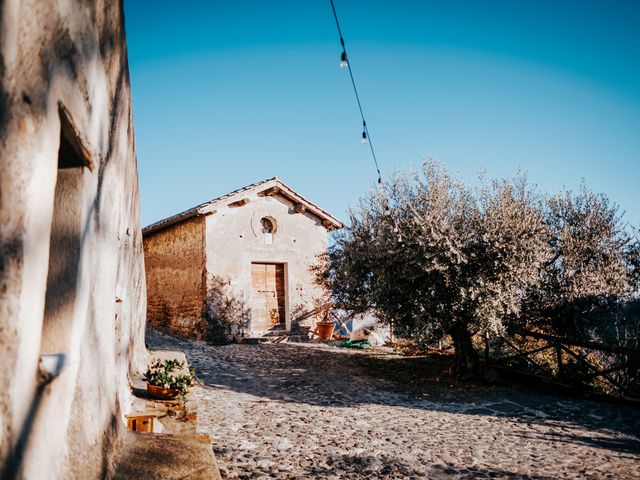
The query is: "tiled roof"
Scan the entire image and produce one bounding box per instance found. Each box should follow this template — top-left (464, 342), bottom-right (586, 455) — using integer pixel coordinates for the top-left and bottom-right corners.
top-left (142, 177), bottom-right (343, 235)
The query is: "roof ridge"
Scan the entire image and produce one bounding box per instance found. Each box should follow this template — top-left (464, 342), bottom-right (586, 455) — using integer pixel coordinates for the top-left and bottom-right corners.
top-left (142, 177), bottom-right (276, 233)
top-left (142, 176), bottom-right (342, 235)
top-left (272, 178), bottom-right (342, 228)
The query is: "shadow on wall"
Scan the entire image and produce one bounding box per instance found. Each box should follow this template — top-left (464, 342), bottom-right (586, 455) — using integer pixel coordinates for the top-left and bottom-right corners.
top-left (0, 358), bottom-right (121, 480)
top-left (0, 4), bottom-right (138, 478)
top-left (0, 381), bottom-right (47, 480)
top-left (202, 275), bottom-right (250, 345)
top-left (0, 2), bottom-right (132, 305)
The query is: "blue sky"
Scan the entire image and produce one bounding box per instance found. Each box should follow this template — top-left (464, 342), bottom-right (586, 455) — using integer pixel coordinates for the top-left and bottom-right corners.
top-left (124, 1), bottom-right (640, 228)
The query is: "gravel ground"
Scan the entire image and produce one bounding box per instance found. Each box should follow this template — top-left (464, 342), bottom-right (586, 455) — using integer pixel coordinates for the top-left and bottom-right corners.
top-left (146, 327), bottom-right (640, 479)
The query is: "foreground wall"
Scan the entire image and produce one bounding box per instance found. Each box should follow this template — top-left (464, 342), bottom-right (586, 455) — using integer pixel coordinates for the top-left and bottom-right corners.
top-left (0, 1), bottom-right (146, 478)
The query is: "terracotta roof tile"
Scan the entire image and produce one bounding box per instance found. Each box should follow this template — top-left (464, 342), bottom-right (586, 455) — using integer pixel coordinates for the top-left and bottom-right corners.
top-left (142, 177), bottom-right (343, 235)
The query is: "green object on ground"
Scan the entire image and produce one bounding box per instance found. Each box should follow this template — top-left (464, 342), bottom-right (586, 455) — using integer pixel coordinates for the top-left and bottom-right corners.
top-left (338, 339), bottom-right (371, 349)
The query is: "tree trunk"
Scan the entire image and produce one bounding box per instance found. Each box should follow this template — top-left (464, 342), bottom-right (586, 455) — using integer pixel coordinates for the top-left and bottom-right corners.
top-left (448, 321), bottom-right (480, 378)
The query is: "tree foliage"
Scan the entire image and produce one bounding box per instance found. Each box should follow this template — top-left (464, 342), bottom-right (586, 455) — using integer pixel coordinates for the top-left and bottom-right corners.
top-left (526, 184), bottom-right (640, 339)
top-left (320, 161), bottom-right (550, 375)
top-left (320, 161), bottom-right (639, 378)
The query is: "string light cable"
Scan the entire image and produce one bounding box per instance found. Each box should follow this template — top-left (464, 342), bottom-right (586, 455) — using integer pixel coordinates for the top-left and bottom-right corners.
top-left (329, 0), bottom-right (382, 184)
top-left (329, 0), bottom-right (404, 244)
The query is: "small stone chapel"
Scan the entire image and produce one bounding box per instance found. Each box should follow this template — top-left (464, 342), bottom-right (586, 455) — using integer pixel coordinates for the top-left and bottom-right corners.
top-left (142, 177), bottom-right (343, 340)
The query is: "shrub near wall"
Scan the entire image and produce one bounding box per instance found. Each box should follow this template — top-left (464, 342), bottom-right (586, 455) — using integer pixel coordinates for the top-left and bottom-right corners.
top-left (203, 275), bottom-right (249, 344)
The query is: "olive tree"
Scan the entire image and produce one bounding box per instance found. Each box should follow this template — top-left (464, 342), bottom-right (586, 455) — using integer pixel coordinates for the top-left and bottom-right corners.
top-left (321, 161), bottom-right (550, 376)
top-left (525, 184), bottom-right (640, 340)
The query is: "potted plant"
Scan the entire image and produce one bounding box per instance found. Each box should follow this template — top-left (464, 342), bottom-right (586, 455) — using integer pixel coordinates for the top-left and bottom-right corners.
top-left (316, 321), bottom-right (335, 340)
top-left (315, 304), bottom-right (336, 341)
top-left (144, 358), bottom-right (194, 400)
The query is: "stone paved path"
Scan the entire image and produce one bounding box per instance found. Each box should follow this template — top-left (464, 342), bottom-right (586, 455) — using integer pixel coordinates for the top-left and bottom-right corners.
top-left (146, 328), bottom-right (640, 479)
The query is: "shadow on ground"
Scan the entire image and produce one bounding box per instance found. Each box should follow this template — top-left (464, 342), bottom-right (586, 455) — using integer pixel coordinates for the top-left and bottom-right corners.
top-left (291, 453), bottom-right (555, 480)
top-left (146, 327), bottom-right (640, 457)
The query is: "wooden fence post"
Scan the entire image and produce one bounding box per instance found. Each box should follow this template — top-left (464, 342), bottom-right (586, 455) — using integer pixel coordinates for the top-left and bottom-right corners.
top-left (555, 342), bottom-right (563, 378)
top-left (484, 332), bottom-right (490, 360)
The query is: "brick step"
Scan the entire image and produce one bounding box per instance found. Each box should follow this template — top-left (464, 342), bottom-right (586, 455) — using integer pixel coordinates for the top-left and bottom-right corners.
top-left (240, 330), bottom-right (310, 345)
top-left (262, 329), bottom-right (288, 337)
top-left (240, 337), bottom-right (271, 345)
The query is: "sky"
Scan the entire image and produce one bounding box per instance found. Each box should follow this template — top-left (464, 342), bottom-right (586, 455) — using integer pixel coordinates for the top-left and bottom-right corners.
top-left (124, 1), bottom-right (640, 229)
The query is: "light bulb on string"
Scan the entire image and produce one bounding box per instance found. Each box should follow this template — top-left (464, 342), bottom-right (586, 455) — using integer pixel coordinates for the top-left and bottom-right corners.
top-left (340, 51), bottom-right (349, 68)
top-left (330, 0), bottom-right (384, 206)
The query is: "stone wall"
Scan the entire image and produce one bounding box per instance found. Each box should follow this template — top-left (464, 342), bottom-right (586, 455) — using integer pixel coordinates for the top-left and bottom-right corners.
top-left (143, 217), bottom-right (207, 339)
top-left (204, 190), bottom-right (330, 335)
top-left (0, 1), bottom-right (146, 478)
top-left (142, 182), bottom-right (335, 342)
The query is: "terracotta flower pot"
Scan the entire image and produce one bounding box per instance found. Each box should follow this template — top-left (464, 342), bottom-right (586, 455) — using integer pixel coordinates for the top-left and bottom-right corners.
top-left (316, 322), bottom-right (336, 341)
top-left (147, 383), bottom-right (180, 400)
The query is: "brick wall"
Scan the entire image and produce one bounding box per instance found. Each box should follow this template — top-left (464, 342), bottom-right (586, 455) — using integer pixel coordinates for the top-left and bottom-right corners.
top-left (143, 217), bottom-right (206, 338)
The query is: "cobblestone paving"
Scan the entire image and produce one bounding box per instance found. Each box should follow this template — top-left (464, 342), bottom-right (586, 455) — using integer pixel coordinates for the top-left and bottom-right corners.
top-left (147, 328), bottom-right (640, 479)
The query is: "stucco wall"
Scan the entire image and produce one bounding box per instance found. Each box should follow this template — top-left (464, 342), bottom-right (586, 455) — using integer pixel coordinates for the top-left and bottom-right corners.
top-left (143, 217), bottom-right (206, 339)
top-left (205, 191), bottom-right (329, 335)
top-left (0, 1), bottom-right (146, 479)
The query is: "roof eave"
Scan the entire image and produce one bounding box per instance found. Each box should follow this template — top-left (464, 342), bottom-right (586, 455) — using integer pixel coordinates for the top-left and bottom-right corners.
top-left (261, 180), bottom-right (344, 230)
top-left (142, 176), bottom-right (344, 236)
top-left (142, 211), bottom-right (199, 236)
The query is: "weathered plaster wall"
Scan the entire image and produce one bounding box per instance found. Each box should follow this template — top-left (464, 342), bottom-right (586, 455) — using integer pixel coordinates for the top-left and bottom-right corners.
top-left (143, 217), bottom-right (206, 338)
top-left (205, 192), bottom-right (329, 334)
top-left (0, 1), bottom-right (146, 478)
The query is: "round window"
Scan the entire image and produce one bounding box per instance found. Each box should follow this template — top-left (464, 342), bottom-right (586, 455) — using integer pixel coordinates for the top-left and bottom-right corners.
top-left (261, 217), bottom-right (274, 234)
top-left (260, 217), bottom-right (277, 244)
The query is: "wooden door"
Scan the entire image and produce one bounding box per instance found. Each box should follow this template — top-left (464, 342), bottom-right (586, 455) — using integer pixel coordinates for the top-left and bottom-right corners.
top-left (251, 263), bottom-right (286, 331)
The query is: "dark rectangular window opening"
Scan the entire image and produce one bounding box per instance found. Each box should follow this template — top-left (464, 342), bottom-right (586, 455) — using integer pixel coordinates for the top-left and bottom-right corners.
top-left (57, 104), bottom-right (92, 169)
